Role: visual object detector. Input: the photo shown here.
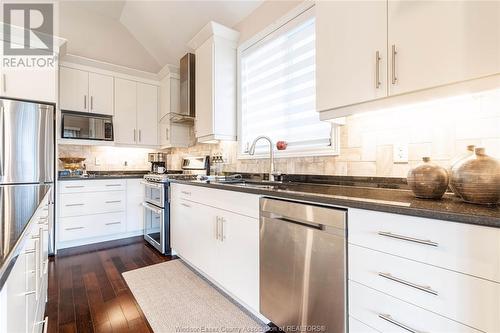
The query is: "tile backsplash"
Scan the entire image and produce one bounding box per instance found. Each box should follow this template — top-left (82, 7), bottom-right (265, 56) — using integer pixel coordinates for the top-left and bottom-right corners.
top-left (167, 88), bottom-right (500, 177)
top-left (58, 145), bottom-right (155, 171)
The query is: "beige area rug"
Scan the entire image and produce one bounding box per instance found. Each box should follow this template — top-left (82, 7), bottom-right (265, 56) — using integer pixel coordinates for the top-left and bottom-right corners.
top-left (123, 259), bottom-right (268, 333)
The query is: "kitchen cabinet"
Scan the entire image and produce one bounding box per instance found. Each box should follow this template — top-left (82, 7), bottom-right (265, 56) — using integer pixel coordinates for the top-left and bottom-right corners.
top-left (188, 22), bottom-right (239, 142)
top-left (159, 117), bottom-right (191, 148)
top-left (159, 75), bottom-right (180, 119)
top-left (388, 0), bottom-right (500, 96)
top-left (126, 179), bottom-right (144, 232)
top-left (114, 78), bottom-right (158, 146)
top-left (159, 74), bottom-right (190, 148)
top-left (0, 52), bottom-right (57, 103)
top-left (316, 1), bottom-right (387, 111)
top-left (57, 179), bottom-right (143, 248)
top-left (60, 66), bottom-right (113, 114)
top-left (170, 183), bottom-right (260, 312)
top-left (348, 208), bottom-right (500, 332)
top-left (316, 0), bottom-right (500, 115)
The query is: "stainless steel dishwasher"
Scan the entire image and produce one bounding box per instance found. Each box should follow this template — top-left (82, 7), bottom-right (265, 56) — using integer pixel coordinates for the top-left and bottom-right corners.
top-left (260, 197), bottom-right (347, 333)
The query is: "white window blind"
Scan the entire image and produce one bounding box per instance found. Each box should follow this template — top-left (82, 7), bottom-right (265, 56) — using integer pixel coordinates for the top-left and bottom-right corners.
top-left (240, 10), bottom-right (333, 156)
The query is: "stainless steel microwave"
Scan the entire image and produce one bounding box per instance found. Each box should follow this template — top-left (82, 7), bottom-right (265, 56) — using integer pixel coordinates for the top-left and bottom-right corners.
top-left (61, 111), bottom-right (113, 141)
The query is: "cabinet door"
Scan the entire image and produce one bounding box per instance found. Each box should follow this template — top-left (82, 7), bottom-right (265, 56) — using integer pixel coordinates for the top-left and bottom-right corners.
top-left (4, 252), bottom-right (27, 333)
top-left (88, 72), bottom-right (114, 115)
top-left (2, 65), bottom-right (57, 103)
top-left (170, 77), bottom-right (180, 114)
top-left (60, 66), bottom-right (89, 112)
top-left (159, 117), bottom-right (171, 147)
top-left (137, 83), bottom-right (158, 146)
top-left (195, 37), bottom-right (214, 139)
top-left (316, 1), bottom-right (387, 111)
top-left (215, 211), bottom-right (259, 311)
top-left (388, 0), bottom-right (500, 95)
top-left (126, 179), bottom-right (144, 232)
top-left (114, 78), bottom-right (137, 144)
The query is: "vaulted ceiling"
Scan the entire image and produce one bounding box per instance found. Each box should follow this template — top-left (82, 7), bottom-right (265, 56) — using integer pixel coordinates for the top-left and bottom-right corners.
top-left (58, 0), bottom-right (263, 73)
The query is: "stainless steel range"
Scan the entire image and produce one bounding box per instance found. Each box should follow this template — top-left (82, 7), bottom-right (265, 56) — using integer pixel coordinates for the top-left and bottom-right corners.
top-left (142, 156), bottom-right (209, 254)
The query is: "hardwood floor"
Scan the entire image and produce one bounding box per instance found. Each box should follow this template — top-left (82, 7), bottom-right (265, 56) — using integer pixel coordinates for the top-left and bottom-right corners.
top-left (46, 236), bottom-right (174, 333)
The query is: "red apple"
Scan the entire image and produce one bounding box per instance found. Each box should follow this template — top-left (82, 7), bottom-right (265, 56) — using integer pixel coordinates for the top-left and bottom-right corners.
top-left (276, 141), bottom-right (288, 150)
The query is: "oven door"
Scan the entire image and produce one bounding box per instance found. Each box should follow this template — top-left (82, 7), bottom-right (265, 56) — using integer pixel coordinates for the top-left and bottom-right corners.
top-left (143, 202), bottom-right (165, 253)
top-left (142, 181), bottom-right (165, 208)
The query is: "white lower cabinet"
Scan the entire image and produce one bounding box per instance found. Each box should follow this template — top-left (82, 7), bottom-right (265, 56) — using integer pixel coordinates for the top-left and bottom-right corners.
top-left (170, 184), bottom-right (259, 313)
top-left (57, 179), bottom-right (144, 249)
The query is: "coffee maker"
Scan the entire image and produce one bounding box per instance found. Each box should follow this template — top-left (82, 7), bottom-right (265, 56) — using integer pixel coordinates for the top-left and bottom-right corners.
top-left (148, 153), bottom-right (167, 174)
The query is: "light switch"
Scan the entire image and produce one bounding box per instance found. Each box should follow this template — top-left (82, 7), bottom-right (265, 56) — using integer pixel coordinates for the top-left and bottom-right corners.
top-left (393, 144), bottom-right (409, 163)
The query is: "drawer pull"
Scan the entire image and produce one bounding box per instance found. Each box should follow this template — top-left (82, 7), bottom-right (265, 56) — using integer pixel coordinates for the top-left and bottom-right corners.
top-left (378, 314), bottom-right (424, 333)
top-left (65, 185), bottom-right (84, 189)
top-left (65, 226), bottom-right (84, 231)
top-left (106, 184), bottom-right (122, 187)
top-left (181, 191), bottom-right (191, 195)
top-left (65, 203), bottom-right (84, 207)
top-left (24, 249), bottom-right (36, 254)
top-left (24, 290), bottom-right (36, 296)
top-left (378, 272), bottom-right (438, 296)
top-left (181, 203), bottom-right (191, 208)
top-left (105, 200), bottom-right (121, 204)
top-left (377, 231), bottom-right (438, 247)
top-left (105, 222), bottom-right (121, 226)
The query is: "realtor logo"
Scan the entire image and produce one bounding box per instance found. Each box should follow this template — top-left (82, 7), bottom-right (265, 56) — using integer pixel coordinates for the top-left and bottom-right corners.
top-left (3, 3), bottom-right (54, 56)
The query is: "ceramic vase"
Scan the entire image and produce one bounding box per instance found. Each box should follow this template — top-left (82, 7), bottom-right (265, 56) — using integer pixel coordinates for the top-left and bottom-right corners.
top-left (448, 145), bottom-right (475, 196)
top-left (407, 157), bottom-right (449, 199)
top-left (451, 148), bottom-right (500, 205)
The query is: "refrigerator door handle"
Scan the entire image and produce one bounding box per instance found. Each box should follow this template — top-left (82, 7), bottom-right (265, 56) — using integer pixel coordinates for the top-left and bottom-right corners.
top-left (0, 104), bottom-right (4, 177)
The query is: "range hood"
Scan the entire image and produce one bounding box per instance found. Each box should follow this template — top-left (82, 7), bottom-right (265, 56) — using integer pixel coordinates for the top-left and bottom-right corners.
top-left (174, 53), bottom-right (195, 124)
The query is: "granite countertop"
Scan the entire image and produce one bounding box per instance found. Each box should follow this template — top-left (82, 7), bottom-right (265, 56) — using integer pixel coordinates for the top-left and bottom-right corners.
top-left (58, 170), bottom-right (149, 181)
top-left (0, 184), bottom-right (51, 289)
top-left (172, 179), bottom-right (500, 228)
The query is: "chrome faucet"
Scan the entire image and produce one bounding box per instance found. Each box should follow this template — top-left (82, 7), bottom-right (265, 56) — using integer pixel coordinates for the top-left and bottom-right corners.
top-left (248, 135), bottom-right (277, 181)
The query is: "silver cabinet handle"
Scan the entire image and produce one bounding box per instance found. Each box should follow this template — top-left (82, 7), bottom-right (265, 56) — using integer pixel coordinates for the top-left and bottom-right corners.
top-left (142, 202), bottom-right (162, 214)
top-left (24, 249), bottom-right (36, 254)
top-left (106, 184), bottom-right (122, 187)
top-left (65, 185), bottom-right (84, 189)
top-left (378, 272), bottom-right (438, 296)
top-left (181, 191), bottom-right (191, 195)
top-left (105, 222), bottom-right (121, 226)
top-left (2, 74), bottom-right (6, 92)
top-left (84, 95), bottom-right (87, 109)
top-left (134, 129), bottom-right (137, 142)
top-left (90, 96), bottom-right (94, 110)
top-left (65, 203), bottom-right (84, 207)
top-left (141, 181), bottom-right (163, 189)
top-left (105, 200), bottom-right (121, 204)
top-left (375, 50), bottom-right (381, 89)
top-left (65, 226), bottom-right (84, 231)
top-left (378, 314), bottom-right (424, 333)
top-left (181, 203), bottom-right (191, 208)
top-left (220, 217), bottom-right (225, 242)
top-left (139, 129), bottom-right (142, 142)
top-left (24, 290), bottom-right (36, 296)
top-left (391, 44), bottom-right (398, 85)
top-left (377, 231), bottom-right (438, 247)
top-left (215, 217), bottom-right (220, 240)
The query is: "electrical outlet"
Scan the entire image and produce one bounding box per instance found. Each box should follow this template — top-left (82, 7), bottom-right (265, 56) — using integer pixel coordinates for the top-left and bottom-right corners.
top-left (95, 157), bottom-right (102, 166)
top-left (393, 144), bottom-right (409, 163)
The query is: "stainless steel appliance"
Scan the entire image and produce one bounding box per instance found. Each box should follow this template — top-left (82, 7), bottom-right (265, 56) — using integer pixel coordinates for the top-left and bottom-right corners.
top-left (142, 156), bottom-right (209, 254)
top-left (260, 198), bottom-right (347, 333)
top-left (0, 98), bottom-right (55, 254)
top-left (61, 111), bottom-right (113, 141)
top-left (148, 152), bottom-right (167, 174)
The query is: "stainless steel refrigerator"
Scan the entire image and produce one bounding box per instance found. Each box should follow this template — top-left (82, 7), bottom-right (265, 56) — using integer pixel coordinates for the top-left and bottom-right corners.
top-left (0, 98), bottom-right (55, 254)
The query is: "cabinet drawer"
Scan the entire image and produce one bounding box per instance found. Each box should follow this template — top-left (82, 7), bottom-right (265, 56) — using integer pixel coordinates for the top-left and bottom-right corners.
top-left (58, 212), bottom-right (126, 242)
top-left (172, 183), bottom-right (259, 218)
top-left (59, 179), bottom-right (126, 193)
top-left (349, 316), bottom-right (379, 333)
top-left (348, 208), bottom-right (500, 282)
top-left (59, 191), bottom-right (125, 217)
top-left (349, 281), bottom-right (482, 333)
top-left (349, 245), bottom-right (500, 332)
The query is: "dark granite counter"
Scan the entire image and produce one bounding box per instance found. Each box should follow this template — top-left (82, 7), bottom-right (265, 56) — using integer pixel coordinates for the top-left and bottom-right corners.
top-left (0, 184), bottom-right (51, 289)
top-left (58, 170), bottom-right (148, 181)
top-left (172, 180), bottom-right (500, 228)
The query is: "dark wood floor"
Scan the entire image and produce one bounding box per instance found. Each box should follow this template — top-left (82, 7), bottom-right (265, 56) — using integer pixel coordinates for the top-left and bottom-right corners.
top-left (46, 236), bottom-right (174, 333)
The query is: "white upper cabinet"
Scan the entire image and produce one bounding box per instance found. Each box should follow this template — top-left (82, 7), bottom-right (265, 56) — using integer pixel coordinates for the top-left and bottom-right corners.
top-left (159, 74), bottom-right (190, 148)
top-left (316, 1), bottom-right (387, 111)
top-left (88, 72), bottom-right (114, 115)
top-left (388, 0), bottom-right (500, 96)
top-left (159, 75), bottom-right (180, 119)
top-left (317, 0), bottom-right (500, 117)
top-left (188, 22), bottom-right (239, 143)
top-left (137, 82), bottom-right (158, 146)
top-left (60, 66), bottom-right (114, 115)
top-left (114, 78), bottom-right (158, 146)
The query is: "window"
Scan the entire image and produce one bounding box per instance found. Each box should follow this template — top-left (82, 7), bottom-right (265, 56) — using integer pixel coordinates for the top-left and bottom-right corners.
top-left (239, 6), bottom-right (336, 157)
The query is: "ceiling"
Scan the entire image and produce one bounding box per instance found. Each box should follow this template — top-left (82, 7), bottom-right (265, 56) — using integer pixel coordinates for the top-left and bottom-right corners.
top-left (58, 0), bottom-right (263, 73)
